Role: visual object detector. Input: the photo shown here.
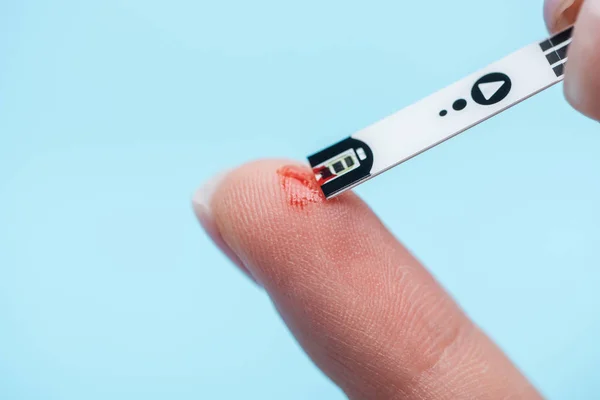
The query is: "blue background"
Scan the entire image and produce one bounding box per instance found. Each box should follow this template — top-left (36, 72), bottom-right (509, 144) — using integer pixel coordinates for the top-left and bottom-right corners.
top-left (1, 0), bottom-right (599, 399)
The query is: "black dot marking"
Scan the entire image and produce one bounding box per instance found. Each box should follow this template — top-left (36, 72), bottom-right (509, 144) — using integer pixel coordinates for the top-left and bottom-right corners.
top-left (439, 110), bottom-right (448, 117)
top-left (452, 99), bottom-right (467, 111)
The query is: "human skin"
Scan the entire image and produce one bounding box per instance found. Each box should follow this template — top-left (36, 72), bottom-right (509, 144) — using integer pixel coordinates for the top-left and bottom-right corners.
top-left (544, 0), bottom-right (600, 120)
top-left (193, 3), bottom-right (598, 399)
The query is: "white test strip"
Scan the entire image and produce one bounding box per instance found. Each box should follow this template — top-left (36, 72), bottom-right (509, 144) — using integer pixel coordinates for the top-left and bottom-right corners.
top-left (307, 26), bottom-right (573, 199)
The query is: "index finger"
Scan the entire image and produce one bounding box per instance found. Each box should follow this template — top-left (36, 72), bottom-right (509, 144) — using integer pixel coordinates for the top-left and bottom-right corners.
top-left (193, 160), bottom-right (541, 399)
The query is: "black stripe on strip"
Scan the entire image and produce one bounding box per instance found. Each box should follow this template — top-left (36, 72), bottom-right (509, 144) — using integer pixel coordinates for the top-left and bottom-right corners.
top-left (556, 43), bottom-right (569, 60)
top-left (546, 51), bottom-right (561, 65)
top-left (539, 40), bottom-right (552, 52)
top-left (540, 26), bottom-right (573, 52)
top-left (553, 63), bottom-right (565, 77)
top-left (549, 26), bottom-right (574, 47)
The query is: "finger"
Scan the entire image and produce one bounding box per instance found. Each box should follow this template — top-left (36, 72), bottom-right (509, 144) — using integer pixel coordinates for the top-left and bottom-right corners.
top-left (544, 0), bottom-right (584, 33)
top-left (193, 170), bottom-right (259, 284)
top-left (544, 0), bottom-right (600, 121)
top-left (564, 0), bottom-right (600, 120)
top-left (193, 160), bottom-right (540, 400)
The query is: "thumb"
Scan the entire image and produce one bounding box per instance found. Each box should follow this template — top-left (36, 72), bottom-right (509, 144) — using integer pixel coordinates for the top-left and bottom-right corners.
top-left (544, 0), bottom-right (600, 121)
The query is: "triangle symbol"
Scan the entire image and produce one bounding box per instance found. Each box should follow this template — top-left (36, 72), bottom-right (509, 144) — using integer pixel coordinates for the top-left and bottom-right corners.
top-left (478, 81), bottom-right (505, 101)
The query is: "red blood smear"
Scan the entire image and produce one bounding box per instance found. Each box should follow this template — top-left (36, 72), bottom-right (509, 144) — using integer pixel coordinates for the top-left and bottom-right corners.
top-left (312, 165), bottom-right (336, 185)
top-left (277, 165), bottom-right (326, 209)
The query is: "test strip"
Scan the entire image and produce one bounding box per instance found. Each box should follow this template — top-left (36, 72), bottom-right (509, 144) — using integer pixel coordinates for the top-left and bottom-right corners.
top-left (307, 26), bottom-right (573, 199)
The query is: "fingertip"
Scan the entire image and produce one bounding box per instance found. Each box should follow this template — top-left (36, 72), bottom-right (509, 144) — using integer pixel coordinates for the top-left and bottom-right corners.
top-left (544, 0), bottom-right (562, 32)
top-left (207, 158), bottom-right (366, 288)
top-left (563, 0), bottom-right (600, 121)
top-left (192, 166), bottom-right (260, 284)
top-left (543, 0), bottom-right (584, 33)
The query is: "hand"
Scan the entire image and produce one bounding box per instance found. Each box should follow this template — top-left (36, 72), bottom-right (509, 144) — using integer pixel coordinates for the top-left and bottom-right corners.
top-left (192, 7), bottom-right (596, 398)
top-left (193, 161), bottom-right (541, 399)
top-left (544, 0), bottom-right (600, 120)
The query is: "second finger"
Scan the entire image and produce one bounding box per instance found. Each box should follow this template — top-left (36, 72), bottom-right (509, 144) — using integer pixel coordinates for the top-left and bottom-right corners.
top-left (545, 0), bottom-right (600, 121)
top-left (563, 0), bottom-right (600, 120)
